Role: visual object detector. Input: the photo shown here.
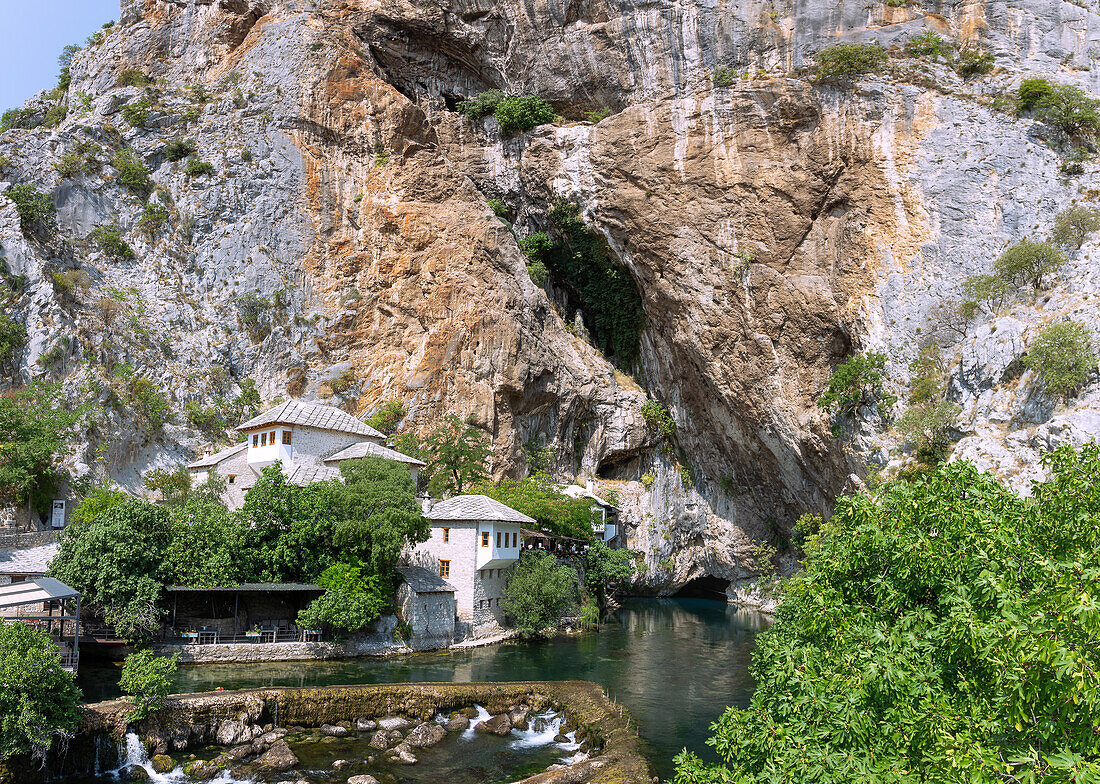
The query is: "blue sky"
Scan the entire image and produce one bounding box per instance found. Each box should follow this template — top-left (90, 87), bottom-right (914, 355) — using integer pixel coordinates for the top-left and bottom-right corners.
top-left (0, 1), bottom-right (121, 111)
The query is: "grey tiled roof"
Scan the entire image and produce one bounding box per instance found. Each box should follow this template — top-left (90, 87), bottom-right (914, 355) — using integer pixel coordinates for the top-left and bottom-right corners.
top-left (425, 495), bottom-right (535, 524)
top-left (324, 441), bottom-right (426, 467)
top-left (236, 401), bottom-right (384, 439)
top-left (187, 441), bottom-right (248, 469)
top-left (397, 565), bottom-right (456, 594)
top-left (0, 542), bottom-right (59, 576)
top-left (288, 464), bottom-right (342, 486)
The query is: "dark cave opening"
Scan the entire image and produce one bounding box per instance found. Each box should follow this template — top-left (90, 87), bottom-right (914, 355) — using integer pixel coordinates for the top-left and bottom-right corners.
top-left (673, 575), bottom-right (731, 600)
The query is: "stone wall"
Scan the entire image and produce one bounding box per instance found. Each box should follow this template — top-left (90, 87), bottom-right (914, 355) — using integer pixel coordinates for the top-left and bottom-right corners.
top-left (406, 521), bottom-right (479, 623)
top-left (396, 583), bottom-right (456, 650)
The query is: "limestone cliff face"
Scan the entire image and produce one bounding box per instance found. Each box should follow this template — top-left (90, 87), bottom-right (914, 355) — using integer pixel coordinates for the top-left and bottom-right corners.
top-left (2, 0), bottom-right (1099, 593)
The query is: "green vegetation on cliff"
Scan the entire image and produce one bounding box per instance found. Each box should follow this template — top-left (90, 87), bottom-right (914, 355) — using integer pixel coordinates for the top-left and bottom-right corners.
top-left (674, 444), bottom-right (1100, 784)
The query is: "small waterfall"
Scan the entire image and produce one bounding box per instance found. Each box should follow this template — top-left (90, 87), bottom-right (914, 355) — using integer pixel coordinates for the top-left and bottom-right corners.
top-left (461, 704), bottom-right (493, 739)
top-left (106, 732), bottom-right (256, 784)
top-left (509, 711), bottom-right (567, 748)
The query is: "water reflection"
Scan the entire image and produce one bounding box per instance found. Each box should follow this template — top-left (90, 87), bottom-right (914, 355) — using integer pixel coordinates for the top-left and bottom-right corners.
top-left (79, 598), bottom-right (768, 779)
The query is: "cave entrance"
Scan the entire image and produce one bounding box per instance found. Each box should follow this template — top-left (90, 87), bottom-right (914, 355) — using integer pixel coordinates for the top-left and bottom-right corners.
top-left (673, 575), bottom-right (731, 600)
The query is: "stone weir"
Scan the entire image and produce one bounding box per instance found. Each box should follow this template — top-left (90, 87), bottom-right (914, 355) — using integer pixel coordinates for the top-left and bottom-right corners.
top-left (7, 681), bottom-right (653, 784)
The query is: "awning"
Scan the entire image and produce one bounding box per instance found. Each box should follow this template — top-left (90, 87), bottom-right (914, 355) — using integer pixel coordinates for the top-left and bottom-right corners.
top-left (0, 577), bottom-right (80, 609)
top-left (165, 583), bottom-right (324, 593)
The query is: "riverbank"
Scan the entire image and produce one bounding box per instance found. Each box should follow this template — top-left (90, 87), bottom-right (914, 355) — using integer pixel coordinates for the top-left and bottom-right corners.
top-left (6, 681), bottom-right (653, 784)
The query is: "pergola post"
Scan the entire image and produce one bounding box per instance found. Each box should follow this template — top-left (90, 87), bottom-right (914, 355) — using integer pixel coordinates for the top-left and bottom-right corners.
top-left (72, 594), bottom-right (80, 669)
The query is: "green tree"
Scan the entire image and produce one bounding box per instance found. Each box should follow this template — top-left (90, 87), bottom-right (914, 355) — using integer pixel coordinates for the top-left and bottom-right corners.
top-left (111, 148), bottom-right (150, 195)
top-left (1036, 84), bottom-right (1100, 139)
top-left (423, 414), bottom-right (490, 496)
top-left (50, 499), bottom-right (169, 643)
top-left (333, 456), bottom-right (430, 577)
top-left (471, 474), bottom-right (597, 538)
top-left (0, 621), bottom-right (82, 762)
top-left (163, 496), bottom-right (244, 587)
top-left (502, 551), bottom-right (579, 637)
top-left (583, 540), bottom-right (635, 615)
top-left (296, 563), bottom-right (388, 638)
top-left (456, 89), bottom-right (504, 119)
top-left (1024, 320), bottom-right (1096, 398)
top-left (1051, 204), bottom-right (1100, 250)
top-left (366, 399), bottom-right (405, 434)
top-left (5, 184), bottom-right (55, 235)
top-left (72, 485), bottom-right (127, 524)
top-left (0, 382), bottom-right (87, 513)
top-left (142, 466), bottom-right (192, 505)
top-left (961, 272), bottom-right (1008, 314)
top-left (1018, 77), bottom-right (1054, 112)
top-left (816, 351), bottom-right (894, 417)
top-left (994, 238), bottom-right (1066, 292)
top-left (674, 446), bottom-right (1100, 784)
top-left (814, 43), bottom-right (888, 79)
top-left (519, 232), bottom-right (552, 260)
top-left (494, 96), bottom-right (556, 134)
top-left (895, 399), bottom-right (961, 464)
top-left (119, 650), bottom-right (180, 721)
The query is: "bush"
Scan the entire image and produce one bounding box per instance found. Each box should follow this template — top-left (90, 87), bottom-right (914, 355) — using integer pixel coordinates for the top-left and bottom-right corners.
top-left (5, 184), bottom-right (55, 234)
top-left (296, 563), bottom-right (388, 639)
top-left (137, 203), bottom-right (169, 239)
top-left (585, 106), bottom-right (612, 123)
top-left (471, 474), bottom-right (598, 539)
top-left (642, 400), bottom-right (676, 439)
top-left (185, 401), bottom-right (225, 434)
top-left (0, 107), bottom-right (39, 132)
top-left (117, 68), bottom-right (150, 87)
top-left (328, 368), bottom-right (357, 394)
top-left (365, 399), bottom-right (405, 434)
top-left (184, 157), bottom-right (214, 177)
top-left (519, 231), bottom-right (552, 260)
top-left (814, 43), bottom-right (888, 79)
top-left (487, 197), bottom-right (510, 218)
top-left (129, 376), bottom-right (170, 429)
top-left (142, 467), bottom-right (192, 504)
top-left (1017, 77), bottom-right (1054, 112)
top-left (0, 621), bottom-right (82, 762)
top-left (713, 66), bottom-right (736, 87)
top-left (994, 238), bottom-right (1067, 291)
top-left (896, 399), bottom-right (961, 464)
top-left (1023, 320), bottom-right (1096, 398)
top-left (54, 140), bottom-right (101, 178)
top-left (954, 47), bottom-right (995, 78)
top-left (119, 650), bottom-right (179, 721)
top-left (502, 551), bottom-right (579, 637)
top-left (527, 260), bottom-right (549, 285)
top-left (1051, 204), bottom-right (1100, 249)
top-left (905, 31), bottom-right (946, 59)
top-left (961, 272), bottom-right (1008, 314)
top-left (88, 224), bottom-right (134, 260)
top-left (111, 148), bottom-right (151, 194)
top-left (494, 96), bottom-right (556, 134)
top-left (456, 89), bottom-right (504, 119)
top-left (0, 312), bottom-right (26, 364)
top-left (121, 98), bottom-right (151, 128)
top-left (673, 447), bottom-right (1100, 784)
top-left (817, 351), bottom-right (894, 416)
top-left (164, 138), bottom-right (196, 161)
top-left (1036, 84), bottom-right (1100, 139)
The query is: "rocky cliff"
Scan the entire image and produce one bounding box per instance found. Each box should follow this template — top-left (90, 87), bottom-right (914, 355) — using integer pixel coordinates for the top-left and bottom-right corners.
top-left (2, 0), bottom-right (1099, 595)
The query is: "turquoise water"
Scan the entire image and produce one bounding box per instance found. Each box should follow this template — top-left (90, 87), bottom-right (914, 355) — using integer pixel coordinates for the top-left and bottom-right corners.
top-left (78, 599), bottom-right (769, 779)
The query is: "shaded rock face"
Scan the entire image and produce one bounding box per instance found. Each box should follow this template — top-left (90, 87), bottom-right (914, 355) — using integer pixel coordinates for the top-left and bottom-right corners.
top-left (2, 0), bottom-right (1100, 591)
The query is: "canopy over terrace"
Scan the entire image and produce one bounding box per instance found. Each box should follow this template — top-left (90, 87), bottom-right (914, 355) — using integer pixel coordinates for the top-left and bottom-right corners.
top-left (0, 577), bottom-right (81, 671)
top-left (165, 583), bottom-right (325, 643)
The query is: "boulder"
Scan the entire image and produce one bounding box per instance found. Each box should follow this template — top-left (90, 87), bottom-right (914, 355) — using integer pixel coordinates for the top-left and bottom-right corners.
top-left (182, 760), bottom-right (217, 781)
top-left (347, 776), bottom-right (381, 784)
top-left (215, 719), bottom-right (262, 746)
top-left (226, 745), bottom-right (253, 761)
top-left (476, 713), bottom-right (513, 736)
top-left (446, 715), bottom-right (470, 731)
top-left (321, 724), bottom-right (348, 737)
top-left (150, 754), bottom-right (175, 773)
top-left (255, 739), bottom-right (299, 771)
top-left (386, 743), bottom-right (418, 765)
top-left (333, 759), bottom-right (350, 769)
top-left (118, 765), bottom-right (149, 782)
top-left (404, 722), bottom-right (446, 748)
top-left (460, 706), bottom-right (480, 719)
top-left (369, 729), bottom-right (400, 749)
top-left (509, 708), bottom-right (530, 731)
top-left (356, 717), bottom-right (377, 732)
top-left (377, 716), bottom-right (410, 731)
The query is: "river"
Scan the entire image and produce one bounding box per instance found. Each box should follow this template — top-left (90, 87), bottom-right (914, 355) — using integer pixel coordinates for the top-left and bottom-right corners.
top-left (78, 598), bottom-right (770, 780)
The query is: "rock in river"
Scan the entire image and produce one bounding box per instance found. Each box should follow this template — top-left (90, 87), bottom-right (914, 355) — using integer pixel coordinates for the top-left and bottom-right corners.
top-left (386, 743), bottom-right (418, 765)
top-left (404, 722), bottom-right (446, 748)
top-left (347, 776), bottom-right (381, 784)
top-left (150, 754), bottom-right (175, 773)
top-left (356, 717), bottom-right (377, 732)
top-left (377, 716), bottom-right (410, 732)
top-left (446, 714), bottom-right (470, 731)
top-left (321, 724), bottom-right (348, 737)
top-left (255, 739), bottom-right (299, 771)
top-left (476, 713), bottom-right (513, 736)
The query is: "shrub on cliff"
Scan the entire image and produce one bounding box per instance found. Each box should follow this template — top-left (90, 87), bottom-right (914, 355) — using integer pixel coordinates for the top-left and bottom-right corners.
top-left (1018, 77), bottom-right (1054, 111)
top-left (994, 238), bottom-right (1067, 292)
top-left (5, 184), bottom-right (55, 235)
top-left (163, 138), bottom-right (196, 162)
top-left (457, 89), bottom-right (504, 119)
top-left (1052, 204), bottom-right (1100, 250)
top-left (111, 148), bottom-right (151, 195)
top-left (120, 650), bottom-right (180, 721)
top-left (674, 445), bottom-right (1100, 784)
top-left (816, 351), bottom-right (895, 417)
top-left (0, 312), bottom-right (26, 365)
top-left (494, 96), bottom-right (556, 134)
top-left (1024, 320), bottom-right (1096, 399)
top-left (814, 43), bottom-right (888, 79)
top-left (0, 620), bottom-right (82, 762)
top-left (88, 224), bottom-right (134, 260)
top-left (1037, 84), bottom-right (1100, 139)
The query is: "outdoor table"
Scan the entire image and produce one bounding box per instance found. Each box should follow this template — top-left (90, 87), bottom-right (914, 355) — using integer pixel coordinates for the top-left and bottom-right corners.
top-left (181, 631), bottom-right (200, 643)
top-left (303, 629), bottom-right (322, 642)
top-left (198, 627), bottom-right (218, 645)
top-left (244, 630), bottom-right (262, 642)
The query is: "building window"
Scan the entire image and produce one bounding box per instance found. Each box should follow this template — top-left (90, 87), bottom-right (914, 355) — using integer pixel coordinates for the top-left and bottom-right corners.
top-left (282, 430), bottom-right (292, 445)
top-left (496, 532), bottom-right (502, 548)
top-left (228, 475), bottom-right (237, 484)
top-left (439, 559), bottom-right (450, 579)
top-left (481, 532), bottom-right (490, 547)
top-left (260, 432), bottom-right (267, 447)
top-left (252, 434), bottom-right (259, 447)
top-left (443, 528), bottom-right (450, 543)
top-left (510, 532), bottom-right (516, 547)
top-left (270, 430), bottom-right (276, 444)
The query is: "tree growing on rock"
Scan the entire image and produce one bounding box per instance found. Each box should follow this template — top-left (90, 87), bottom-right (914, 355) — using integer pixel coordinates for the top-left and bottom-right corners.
top-left (422, 415), bottom-right (490, 496)
top-left (994, 238), bottom-right (1066, 292)
top-left (120, 650), bottom-right (180, 721)
top-left (1051, 204), bottom-right (1100, 250)
top-left (817, 352), bottom-right (895, 419)
top-left (583, 540), bottom-right (636, 615)
top-left (1024, 320), bottom-right (1096, 399)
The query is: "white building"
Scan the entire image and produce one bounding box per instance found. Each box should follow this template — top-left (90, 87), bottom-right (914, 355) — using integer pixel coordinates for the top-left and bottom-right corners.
top-left (405, 495), bottom-right (535, 638)
top-left (187, 401), bottom-right (425, 509)
top-left (562, 483), bottom-right (622, 547)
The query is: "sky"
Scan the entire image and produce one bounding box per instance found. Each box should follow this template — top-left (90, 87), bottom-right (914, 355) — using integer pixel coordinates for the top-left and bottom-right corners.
top-left (0, 1), bottom-right (121, 112)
